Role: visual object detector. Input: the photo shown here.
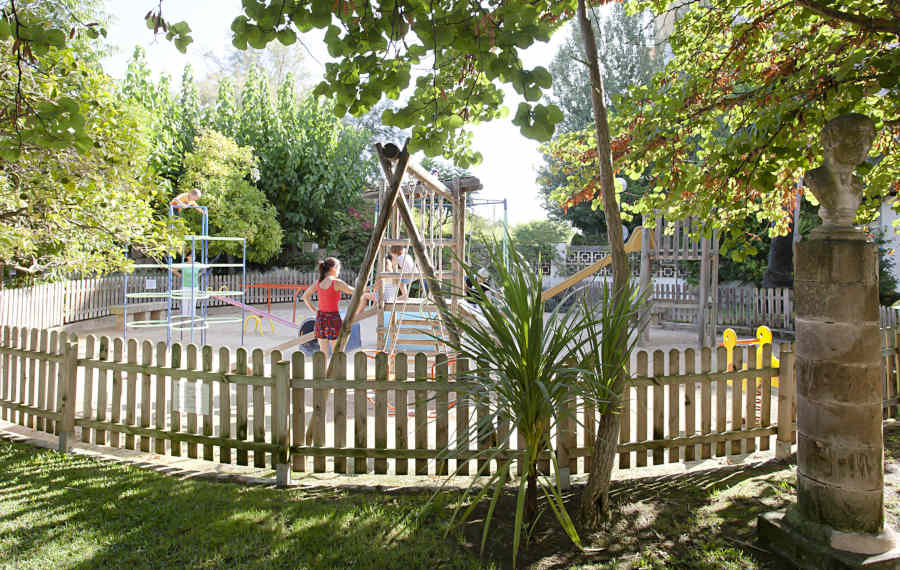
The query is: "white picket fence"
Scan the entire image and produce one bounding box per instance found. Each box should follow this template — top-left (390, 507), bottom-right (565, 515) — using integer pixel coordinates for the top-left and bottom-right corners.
top-left (0, 269), bottom-right (357, 329)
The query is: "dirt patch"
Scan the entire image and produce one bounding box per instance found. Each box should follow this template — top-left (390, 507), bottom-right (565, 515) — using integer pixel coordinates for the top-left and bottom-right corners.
top-left (454, 425), bottom-right (900, 569)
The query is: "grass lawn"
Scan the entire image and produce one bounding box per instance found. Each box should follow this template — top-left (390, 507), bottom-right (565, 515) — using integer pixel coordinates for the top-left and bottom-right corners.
top-left (4, 426), bottom-right (900, 569)
top-left (0, 441), bottom-right (481, 569)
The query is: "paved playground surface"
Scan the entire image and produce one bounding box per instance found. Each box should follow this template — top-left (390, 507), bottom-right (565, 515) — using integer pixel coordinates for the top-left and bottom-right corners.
top-left (62, 301), bottom-right (719, 356)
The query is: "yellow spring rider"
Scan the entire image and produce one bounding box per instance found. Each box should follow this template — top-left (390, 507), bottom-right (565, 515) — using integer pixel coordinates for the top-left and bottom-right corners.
top-left (720, 325), bottom-right (780, 388)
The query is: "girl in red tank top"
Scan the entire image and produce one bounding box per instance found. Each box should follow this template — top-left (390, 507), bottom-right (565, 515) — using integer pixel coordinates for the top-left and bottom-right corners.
top-left (301, 257), bottom-right (373, 360)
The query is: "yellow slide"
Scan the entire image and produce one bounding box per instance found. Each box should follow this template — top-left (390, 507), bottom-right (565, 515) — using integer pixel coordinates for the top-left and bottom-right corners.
top-left (540, 227), bottom-right (650, 302)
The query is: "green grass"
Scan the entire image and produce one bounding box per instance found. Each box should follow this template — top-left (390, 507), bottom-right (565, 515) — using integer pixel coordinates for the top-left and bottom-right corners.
top-left (0, 441), bottom-right (484, 569)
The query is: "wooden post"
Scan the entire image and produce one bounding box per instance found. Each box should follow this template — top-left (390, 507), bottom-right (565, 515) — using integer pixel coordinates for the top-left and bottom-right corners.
top-left (697, 234), bottom-right (711, 347)
top-left (454, 181), bottom-right (465, 313)
top-left (776, 345), bottom-right (795, 461)
top-left (271, 356), bottom-right (291, 488)
top-left (57, 339), bottom-right (78, 452)
top-left (330, 141), bottom-right (411, 362)
top-left (375, 144), bottom-right (460, 347)
top-left (639, 225), bottom-right (652, 344)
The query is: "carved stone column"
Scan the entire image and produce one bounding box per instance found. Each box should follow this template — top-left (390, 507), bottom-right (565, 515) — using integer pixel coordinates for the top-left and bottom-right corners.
top-left (795, 236), bottom-right (884, 535)
top-left (759, 114), bottom-right (900, 567)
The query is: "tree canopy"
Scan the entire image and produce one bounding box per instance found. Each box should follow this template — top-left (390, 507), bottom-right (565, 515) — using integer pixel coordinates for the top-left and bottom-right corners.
top-left (122, 49), bottom-right (374, 252)
top-left (180, 130), bottom-right (283, 263)
top-left (0, 1), bottom-right (182, 280)
top-left (222, 0), bottom-right (577, 167)
top-left (548, 0), bottom-right (899, 259)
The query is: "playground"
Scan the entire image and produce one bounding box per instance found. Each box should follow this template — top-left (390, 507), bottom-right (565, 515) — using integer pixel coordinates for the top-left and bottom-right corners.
top-left (66, 140), bottom-right (729, 371)
top-left (64, 300), bottom-right (714, 360)
top-left (0, 143), bottom-right (814, 478)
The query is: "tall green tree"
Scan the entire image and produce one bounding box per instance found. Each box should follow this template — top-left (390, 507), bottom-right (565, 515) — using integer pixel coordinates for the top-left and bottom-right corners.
top-left (122, 51), bottom-right (375, 251)
top-left (152, 0), bottom-right (635, 530)
top-left (180, 130), bottom-right (282, 263)
top-left (0, 1), bottom-right (183, 280)
top-left (217, 66), bottom-right (374, 248)
top-left (121, 48), bottom-right (199, 185)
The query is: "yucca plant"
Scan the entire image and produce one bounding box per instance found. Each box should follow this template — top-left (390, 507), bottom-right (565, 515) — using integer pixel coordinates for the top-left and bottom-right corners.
top-left (576, 280), bottom-right (648, 416)
top-left (432, 240), bottom-right (600, 566)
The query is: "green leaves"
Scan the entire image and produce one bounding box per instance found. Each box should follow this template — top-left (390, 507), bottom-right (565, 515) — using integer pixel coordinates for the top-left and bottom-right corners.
top-left (434, 240), bottom-right (595, 565)
top-left (276, 27), bottom-right (297, 46)
top-left (323, 25), bottom-right (343, 57)
top-left (0, 36), bottom-right (185, 278)
top-left (145, 8), bottom-right (193, 53)
top-left (166, 22), bottom-right (194, 53)
top-left (227, 1), bottom-right (573, 165)
top-left (512, 102), bottom-right (564, 142)
top-left (549, 0), bottom-right (900, 257)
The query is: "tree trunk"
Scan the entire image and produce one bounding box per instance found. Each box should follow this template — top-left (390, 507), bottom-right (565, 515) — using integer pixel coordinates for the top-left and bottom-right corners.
top-left (576, 0), bottom-right (632, 526)
top-left (761, 229), bottom-right (794, 288)
top-left (526, 468), bottom-right (538, 523)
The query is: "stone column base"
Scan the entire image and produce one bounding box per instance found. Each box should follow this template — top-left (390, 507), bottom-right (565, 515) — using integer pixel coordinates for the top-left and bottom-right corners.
top-left (759, 510), bottom-right (900, 569)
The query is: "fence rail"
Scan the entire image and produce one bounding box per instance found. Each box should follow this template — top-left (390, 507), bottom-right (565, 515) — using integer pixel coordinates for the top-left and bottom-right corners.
top-left (5, 324), bottom-right (900, 483)
top-left (0, 325), bottom-right (802, 482)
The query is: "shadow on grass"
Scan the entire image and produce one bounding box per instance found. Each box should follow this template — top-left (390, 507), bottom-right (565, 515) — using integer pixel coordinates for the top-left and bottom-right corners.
top-left (0, 441), bottom-right (480, 569)
top-left (463, 460), bottom-right (796, 569)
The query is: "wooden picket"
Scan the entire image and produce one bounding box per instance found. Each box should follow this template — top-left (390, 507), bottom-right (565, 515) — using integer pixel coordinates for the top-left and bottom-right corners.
top-left (0, 326), bottom-right (64, 430)
top-left (0, 269), bottom-right (358, 331)
top-left (2, 325), bottom-right (879, 482)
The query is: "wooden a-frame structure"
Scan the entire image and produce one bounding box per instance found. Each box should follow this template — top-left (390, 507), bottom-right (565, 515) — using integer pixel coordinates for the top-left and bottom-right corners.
top-left (331, 141), bottom-right (477, 371)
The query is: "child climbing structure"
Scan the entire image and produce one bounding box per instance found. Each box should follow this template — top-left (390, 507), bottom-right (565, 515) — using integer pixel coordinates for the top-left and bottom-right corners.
top-left (281, 140), bottom-right (480, 370)
top-left (122, 205), bottom-right (249, 347)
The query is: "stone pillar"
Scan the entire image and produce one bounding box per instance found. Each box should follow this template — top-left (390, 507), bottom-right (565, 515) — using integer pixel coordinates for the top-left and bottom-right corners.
top-left (794, 235), bottom-right (884, 535)
top-left (759, 114), bottom-right (900, 566)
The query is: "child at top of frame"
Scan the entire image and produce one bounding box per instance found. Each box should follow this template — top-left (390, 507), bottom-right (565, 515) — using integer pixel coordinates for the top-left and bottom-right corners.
top-left (301, 257), bottom-right (373, 360)
top-left (170, 189), bottom-right (202, 212)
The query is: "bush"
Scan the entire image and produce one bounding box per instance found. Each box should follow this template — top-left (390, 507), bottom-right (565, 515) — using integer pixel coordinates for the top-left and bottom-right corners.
top-left (179, 130), bottom-right (283, 263)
